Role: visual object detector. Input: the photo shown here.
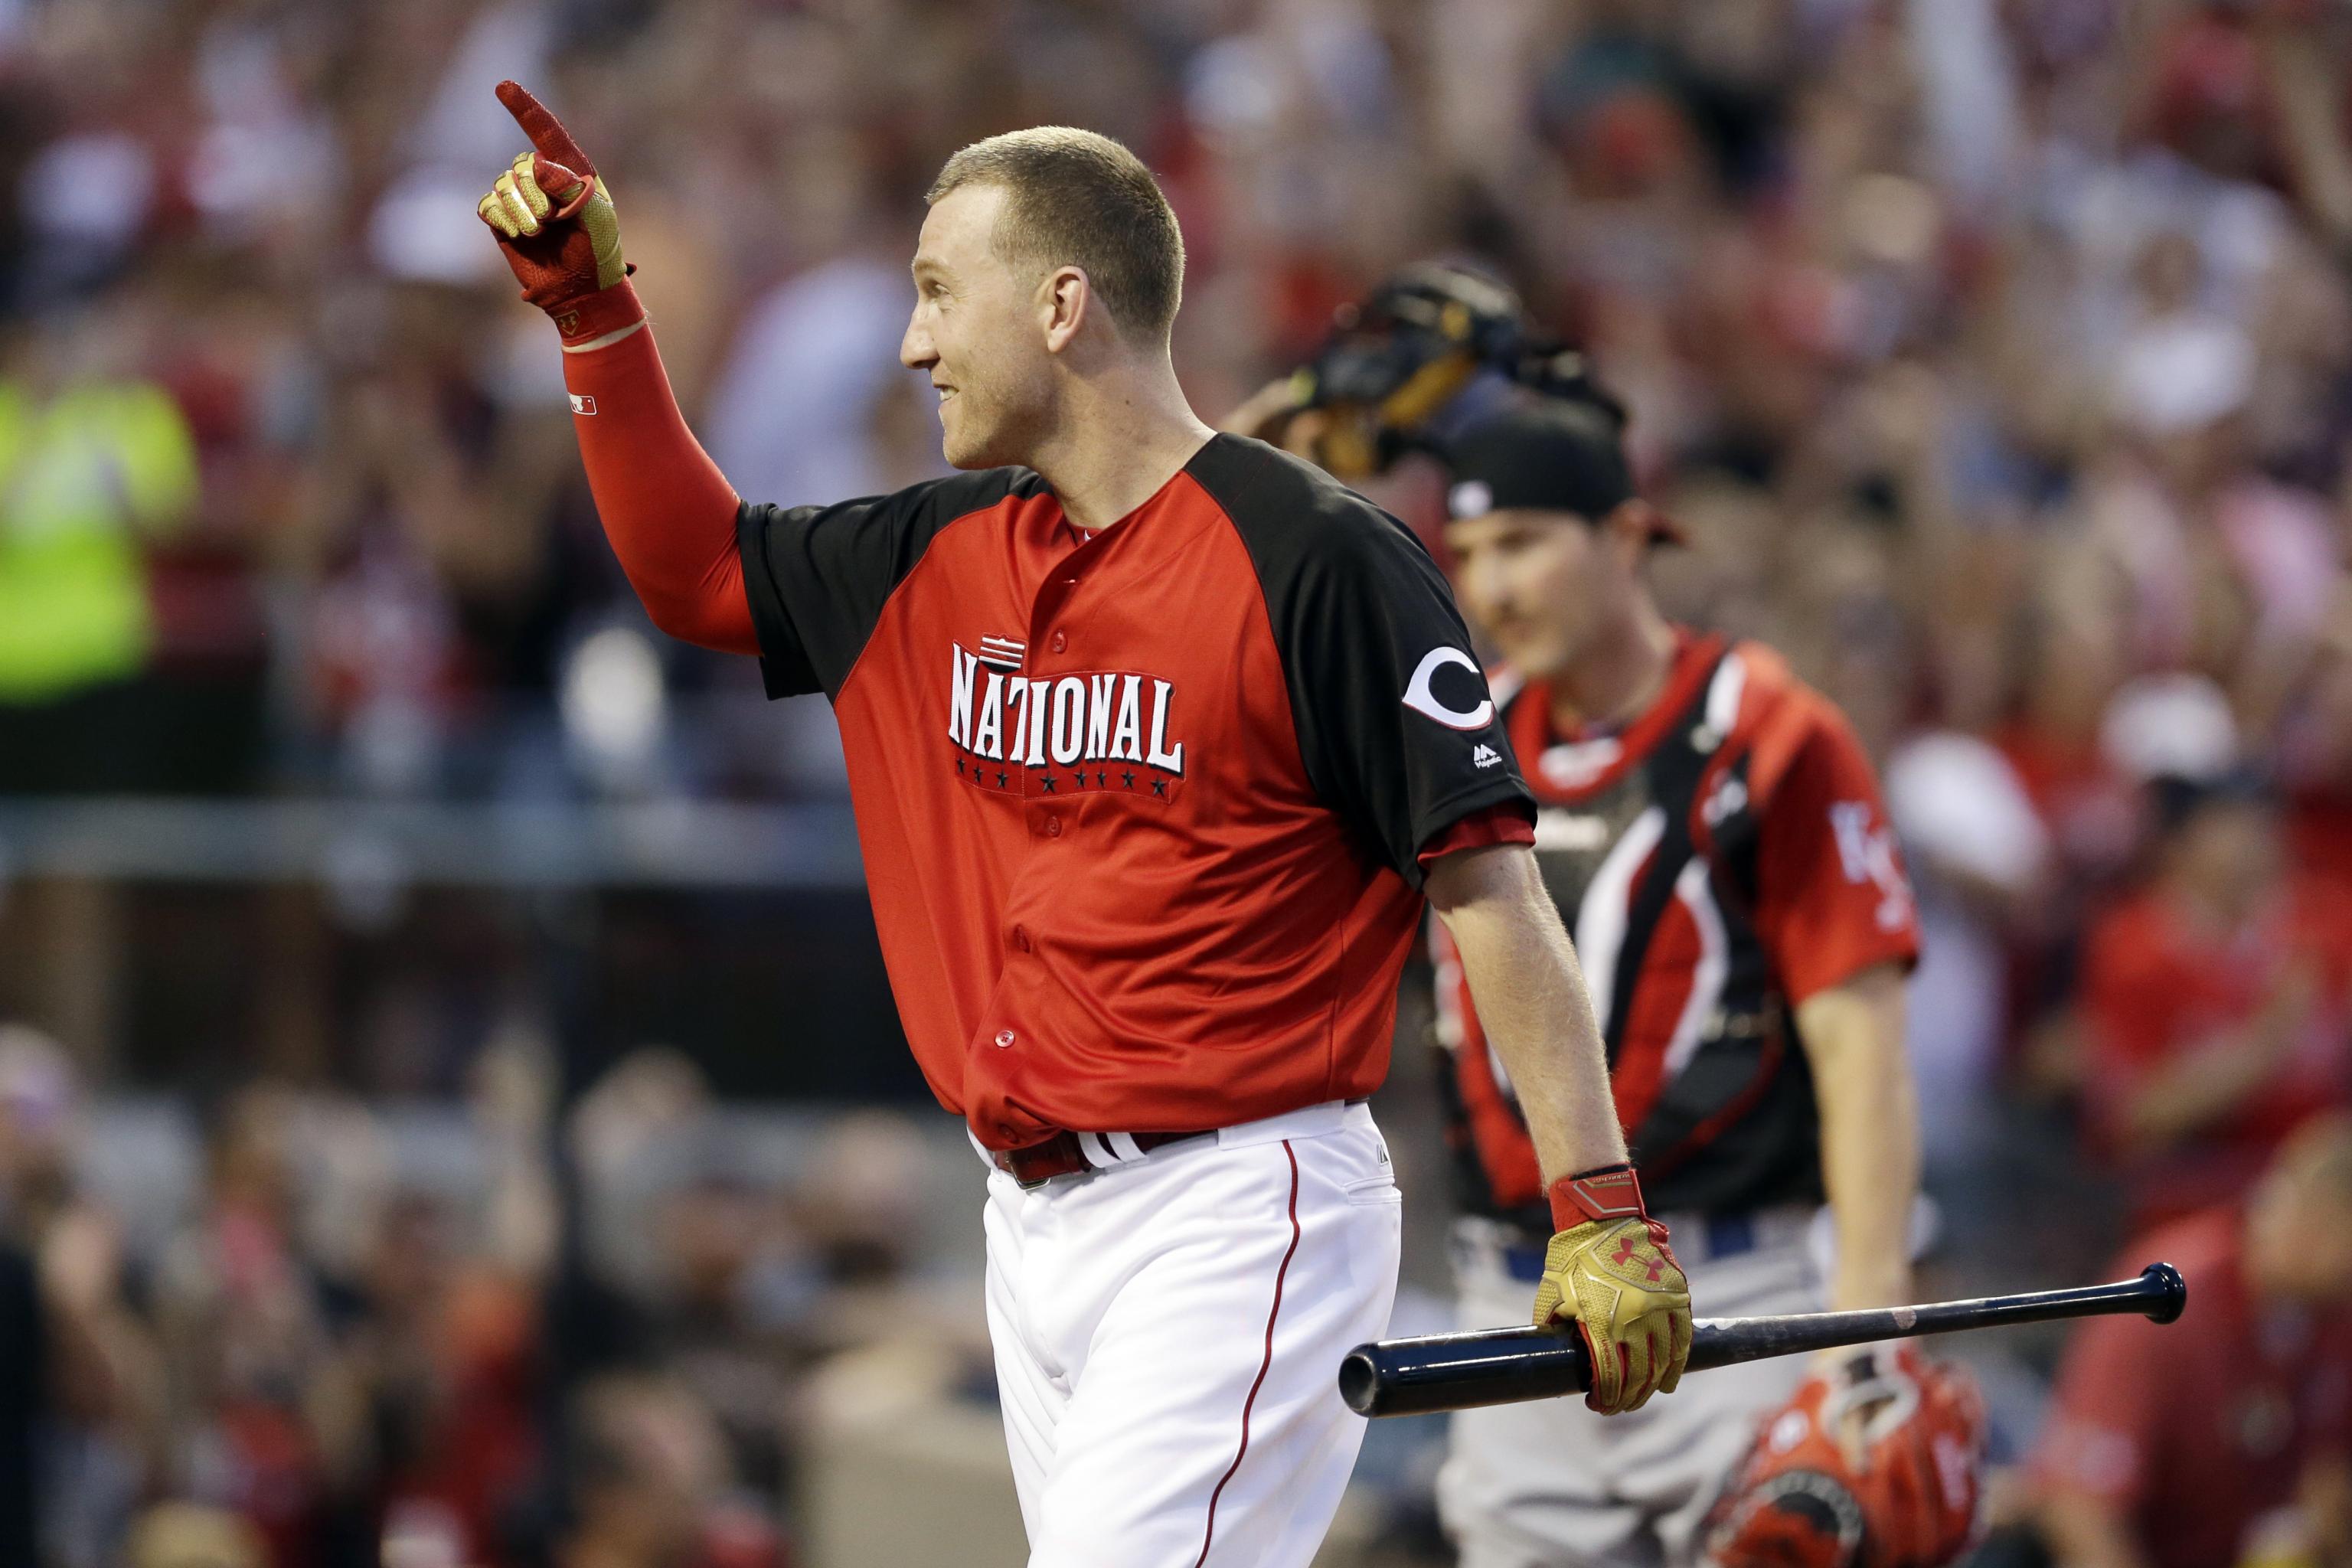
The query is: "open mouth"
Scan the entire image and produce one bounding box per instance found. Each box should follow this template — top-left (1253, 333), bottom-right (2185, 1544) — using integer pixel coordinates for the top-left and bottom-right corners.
top-left (935, 385), bottom-right (958, 405)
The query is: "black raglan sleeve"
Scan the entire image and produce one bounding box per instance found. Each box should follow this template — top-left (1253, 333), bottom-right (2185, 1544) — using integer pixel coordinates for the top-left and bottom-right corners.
top-left (1191, 436), bottom-right (1534, 887)
top-left (736, 466), bottom-right (1044, 701)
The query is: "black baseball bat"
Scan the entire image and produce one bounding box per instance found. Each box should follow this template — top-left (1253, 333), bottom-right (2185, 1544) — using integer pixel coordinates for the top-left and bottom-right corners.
top-left (1340, 1262), bottom-right (2186, 1417)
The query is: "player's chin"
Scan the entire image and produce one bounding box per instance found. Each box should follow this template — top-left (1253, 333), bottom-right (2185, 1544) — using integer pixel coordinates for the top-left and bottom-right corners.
top-left (941, 415), bottom-right (1012, 471)
top-left (1500, 633), bottom-right (1570, 681)
top-left (936, 407), bottom-right (976, 466)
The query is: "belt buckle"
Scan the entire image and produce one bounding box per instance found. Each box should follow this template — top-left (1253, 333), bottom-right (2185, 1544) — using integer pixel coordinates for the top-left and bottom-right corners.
top-left (995, 1140), bottom-right (1065, 1191)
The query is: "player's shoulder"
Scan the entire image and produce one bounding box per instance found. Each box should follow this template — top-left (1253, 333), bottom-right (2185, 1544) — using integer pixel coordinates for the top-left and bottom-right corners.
top-left (1711, 637), bottom-right (1886, 815)
top-left (1719, 638), bottom-right (1822, 730)
top-left (1184, 433), bottom-right (1437, 580)
top-left (1723, 639), bottom-right (1860, 755)
top-left (908, 464), bottom-right (1054, 518)
top-left (746, 465), bottom-right (1050, 533)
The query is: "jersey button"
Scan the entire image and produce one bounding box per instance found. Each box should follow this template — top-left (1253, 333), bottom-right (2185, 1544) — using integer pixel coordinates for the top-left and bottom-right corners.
top-left (1050, 631), bottom-right (1067, 653)
top-left (1011, 926), bottom-right (1031, 952)
top-left (1044, 814), bottom-right (1063, 838)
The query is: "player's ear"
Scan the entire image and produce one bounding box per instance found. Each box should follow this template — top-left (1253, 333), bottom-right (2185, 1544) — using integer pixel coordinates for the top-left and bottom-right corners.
top-left (1604, 500), bottom-right (1659, 565)
top-left (1040, 266), bottom-right (1091, 353)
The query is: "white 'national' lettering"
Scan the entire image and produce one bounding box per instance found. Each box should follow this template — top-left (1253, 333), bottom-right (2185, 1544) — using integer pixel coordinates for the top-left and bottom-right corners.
top-left (1112, 675), bottom-right (1143, 761)
top-left (1050, 677), bottom-right (1086, 765)
top-left (1086, 673), bottom-right (1117, 758)
top-left (949, 645), bottom-right (978, 749)
top-left (1025, 681), bottom-right (1050, 766)
top-left (1004, 677), bottom-right (1031, 763)
top-left (1147, 680), bottom-right (1184, 773)
top-left (974, 671), bottom-right (1005, 759)
top-left (951, 652), bottom-right (1185, 779)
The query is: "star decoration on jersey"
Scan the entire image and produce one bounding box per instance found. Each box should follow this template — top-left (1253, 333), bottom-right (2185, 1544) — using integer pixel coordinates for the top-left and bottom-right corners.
top-left (946, 751), bottom-right (1174, 802)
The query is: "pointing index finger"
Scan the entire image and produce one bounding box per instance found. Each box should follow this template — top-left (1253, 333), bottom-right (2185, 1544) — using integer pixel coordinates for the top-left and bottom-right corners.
top-left (495, 80), bottom-right (594, 176)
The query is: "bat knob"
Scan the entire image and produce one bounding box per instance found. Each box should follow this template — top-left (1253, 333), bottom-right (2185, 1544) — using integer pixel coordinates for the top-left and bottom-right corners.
top-left (1338, 1346), bottom-right (1379, 1416)
top-left (2138, 1262), bottom-right (2187, 1325)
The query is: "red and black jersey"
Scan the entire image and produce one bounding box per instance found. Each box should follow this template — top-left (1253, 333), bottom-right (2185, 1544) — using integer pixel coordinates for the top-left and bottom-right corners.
top-left (736, 434), bottom-right (1534, 1151)
top-left (1434, 632), bottom-right (1919, 1227)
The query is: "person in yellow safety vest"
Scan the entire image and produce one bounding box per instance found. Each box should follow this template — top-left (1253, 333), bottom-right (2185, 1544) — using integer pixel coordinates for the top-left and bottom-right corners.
top-left (0, 332), bottom-right (198, 708)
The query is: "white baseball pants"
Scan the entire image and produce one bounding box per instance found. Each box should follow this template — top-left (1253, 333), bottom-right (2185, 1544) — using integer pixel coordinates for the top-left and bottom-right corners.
top-left (980, 1099), bottom-right (1403, 1568)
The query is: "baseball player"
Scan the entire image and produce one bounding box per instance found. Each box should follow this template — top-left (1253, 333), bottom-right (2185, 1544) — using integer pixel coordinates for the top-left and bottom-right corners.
top-left (1417, 392), bottom-right (1980, 1567)
top-left (473, 86), bottom-right (1690, 1566)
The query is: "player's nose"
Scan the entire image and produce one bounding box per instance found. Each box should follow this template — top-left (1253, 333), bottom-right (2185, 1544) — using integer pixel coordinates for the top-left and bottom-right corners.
top-left (900, 312), bottom-right (934, 370)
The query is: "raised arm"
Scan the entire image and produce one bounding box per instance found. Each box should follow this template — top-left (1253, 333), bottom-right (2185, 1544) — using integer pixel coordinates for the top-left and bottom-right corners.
top-left (476, 80), bottom-right (757, 654)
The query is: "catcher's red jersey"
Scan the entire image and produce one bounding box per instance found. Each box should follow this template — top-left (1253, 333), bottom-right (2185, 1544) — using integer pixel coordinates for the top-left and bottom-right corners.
top-left (1435, 632), bottom-right (1918, 1222)
top-left (737, 436), bottom-right (1534, 1149)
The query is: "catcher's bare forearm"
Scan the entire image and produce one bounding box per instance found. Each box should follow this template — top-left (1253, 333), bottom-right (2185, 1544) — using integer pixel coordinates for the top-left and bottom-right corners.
top-left (1425, 843), bottom-right (1625, 1181)
top-left (1796, 964), bottom-right (1919, 1309)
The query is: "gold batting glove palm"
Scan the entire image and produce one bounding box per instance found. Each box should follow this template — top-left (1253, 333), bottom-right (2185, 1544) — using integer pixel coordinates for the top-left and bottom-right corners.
top-left (1533, 1164), bottom-right (1693, 1415)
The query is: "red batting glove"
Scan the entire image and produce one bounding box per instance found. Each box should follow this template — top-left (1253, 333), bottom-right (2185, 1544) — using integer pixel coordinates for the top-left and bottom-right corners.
top-left (475, 81), bottom-right (643, 345)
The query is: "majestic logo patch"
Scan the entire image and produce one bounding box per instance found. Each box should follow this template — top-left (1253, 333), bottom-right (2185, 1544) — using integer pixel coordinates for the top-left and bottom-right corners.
top-left (1403, 647), bottom-right (1495, 730)
top-left (1473, 743), bottom-right (1502, 769)
top-left (948, 642), bottom-right (1185, 800)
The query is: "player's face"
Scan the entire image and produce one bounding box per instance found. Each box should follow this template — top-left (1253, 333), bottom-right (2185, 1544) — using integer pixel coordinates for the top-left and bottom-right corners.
top-left (1444, 507), bottom-right (1630, 679)
top-left (902, 185), bottom-right (1057, 469)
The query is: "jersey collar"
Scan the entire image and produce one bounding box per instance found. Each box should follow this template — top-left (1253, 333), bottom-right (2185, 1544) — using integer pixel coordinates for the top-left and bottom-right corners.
top-left (1511, 628), bottom-right (1726, 799)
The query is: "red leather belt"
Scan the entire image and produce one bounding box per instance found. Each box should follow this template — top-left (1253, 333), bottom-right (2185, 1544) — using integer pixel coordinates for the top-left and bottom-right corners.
top-left (992, 1129), bottom-right (1207, 1189)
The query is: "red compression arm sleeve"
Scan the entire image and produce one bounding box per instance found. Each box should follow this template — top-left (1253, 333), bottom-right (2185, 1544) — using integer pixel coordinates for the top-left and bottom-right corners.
top-left (560, 297), bottom-right (759, 655)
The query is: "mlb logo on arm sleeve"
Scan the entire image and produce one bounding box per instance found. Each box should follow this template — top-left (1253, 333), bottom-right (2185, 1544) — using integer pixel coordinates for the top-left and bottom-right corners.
top-left (569, 393), bottom-right (596, 415)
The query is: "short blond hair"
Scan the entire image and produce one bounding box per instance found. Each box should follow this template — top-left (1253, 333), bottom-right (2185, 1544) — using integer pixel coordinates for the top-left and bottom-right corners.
top-left (927, 126), bottom-right (1184, 343)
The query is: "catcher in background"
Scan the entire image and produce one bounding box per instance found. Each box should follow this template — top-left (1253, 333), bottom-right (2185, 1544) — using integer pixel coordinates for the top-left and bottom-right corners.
top-left (1239, 274), bottom-right (1984, 1568)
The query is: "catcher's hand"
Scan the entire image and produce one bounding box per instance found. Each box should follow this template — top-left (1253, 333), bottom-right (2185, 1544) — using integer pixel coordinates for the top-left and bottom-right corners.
top-left (476, 81), bottom-right (638, 343)
top-left (1703, 1342), bottom-right (1987, 1568)
top-left (1533, 1165), bottom-right (1693, 1415)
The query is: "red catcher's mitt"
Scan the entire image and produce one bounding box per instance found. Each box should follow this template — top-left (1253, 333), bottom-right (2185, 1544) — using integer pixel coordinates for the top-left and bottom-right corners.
top-left (1702, 1344), bottom-right (1987, 1568)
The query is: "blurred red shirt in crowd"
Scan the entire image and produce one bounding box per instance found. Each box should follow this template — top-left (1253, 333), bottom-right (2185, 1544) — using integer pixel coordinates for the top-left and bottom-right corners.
top-left (2079, 783), bottom-right (2352, 1224)
top-left (2033, 1120), bottom-right (2352, 1568)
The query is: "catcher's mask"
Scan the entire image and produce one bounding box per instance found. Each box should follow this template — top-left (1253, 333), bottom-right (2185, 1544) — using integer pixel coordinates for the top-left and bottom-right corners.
top-left (1292, 262), bottom-right (1625, 479)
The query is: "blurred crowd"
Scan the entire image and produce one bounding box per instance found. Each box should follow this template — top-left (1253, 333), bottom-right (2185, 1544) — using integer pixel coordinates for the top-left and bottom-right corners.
top-left (0, 1022), bottom-right (995, 1568)
top-left (8, 0), bottom-right (2352, 1563)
